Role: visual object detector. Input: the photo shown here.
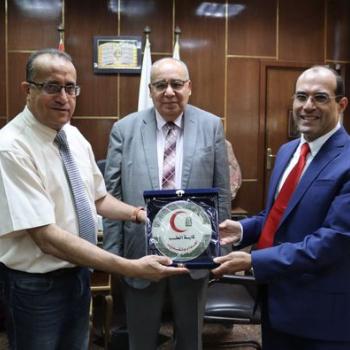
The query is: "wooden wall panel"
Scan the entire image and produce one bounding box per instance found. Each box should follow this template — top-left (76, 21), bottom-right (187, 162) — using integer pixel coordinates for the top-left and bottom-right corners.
top-left (71, 119), bottom-right (117, 160)
top-left (119, 75), bottom-right (139, 118)
top-left (227, 0), bottom-right (276, 57)
top-left (327, 0), bottom-right (350, 61)
top-left (8, 0), bottom-right (62, 50)
top-left (120, 0), bottom-right (173, 53)
top-left (0, 119), bottom-right (6, 129)
top-left (226, 59), bottom-right (260, 177)
top-left (234, 181), bottom-right (261, 215)
top-left (8, 53), bottom-right (29, 118)
top-left (279, 0), bottom-right (325, 62)
top-left (65, 0), bottom-right (118, 117)
top-left (175, 0), bottom-right (226, 117)
top-left (119, 56), bottom-right (169, 118)
top-left (2, 0), bottom-right (350, 215)
top-left (226, 59), bottom-right (262, 213)
top-left (343, 64), bottom-right (350, 132)
top-left (0, 2), bottom-right (5, 117)
top-left (119, 0), bottom-right (173, 117)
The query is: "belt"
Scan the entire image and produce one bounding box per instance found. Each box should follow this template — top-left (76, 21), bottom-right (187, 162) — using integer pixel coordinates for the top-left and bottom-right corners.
top-left (44, 266), bottom-right (83, 277)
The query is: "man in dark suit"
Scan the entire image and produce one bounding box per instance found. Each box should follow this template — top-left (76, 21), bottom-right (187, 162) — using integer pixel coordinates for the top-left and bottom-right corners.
top-left (213, 66), bottom-right (350, 350)
top-left (104, 57), bottom-right (230, 350)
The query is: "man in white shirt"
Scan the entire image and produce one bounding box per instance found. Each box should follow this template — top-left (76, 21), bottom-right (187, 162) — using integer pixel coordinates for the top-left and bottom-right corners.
top-left (212, 66), bottom-right (350, 350)
top-left (0, 49), bottom-right (187, 350)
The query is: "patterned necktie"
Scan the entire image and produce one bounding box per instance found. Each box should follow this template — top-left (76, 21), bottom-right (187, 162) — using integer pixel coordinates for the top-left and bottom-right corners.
top-left (162, 122), bottom-right (178, 189)
top-left (55, 129), bottom-right (96, 244)
top-left (257, 142), bottom-right (310, 249)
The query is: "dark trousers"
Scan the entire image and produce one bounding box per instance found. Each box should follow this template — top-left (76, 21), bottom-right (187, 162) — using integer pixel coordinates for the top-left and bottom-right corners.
top-left (260, 286), bottom-right (350, 350)
top-left (262, 321), bottom-right (350, 350)
top-left (0, 300), bottom-right (5, 331)
top-left (0, 264), bottom-right (91, 350)
top-left (123, 274), bottom-right (208, 350)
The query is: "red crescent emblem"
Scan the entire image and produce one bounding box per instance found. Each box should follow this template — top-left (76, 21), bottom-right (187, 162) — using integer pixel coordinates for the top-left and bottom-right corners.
top-left (169, 210), bottom-right (186, 233)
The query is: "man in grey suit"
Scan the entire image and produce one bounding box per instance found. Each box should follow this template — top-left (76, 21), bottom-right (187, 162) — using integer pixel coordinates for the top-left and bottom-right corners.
top-left (104, 57), bottom-right (231, 350)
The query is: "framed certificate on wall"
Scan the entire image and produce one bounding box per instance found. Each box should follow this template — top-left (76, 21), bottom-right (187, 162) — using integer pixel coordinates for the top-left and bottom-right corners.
top-left (93, 36), bottom-right (142, 74)
top-left (144, 188), bottom-right (220, 269)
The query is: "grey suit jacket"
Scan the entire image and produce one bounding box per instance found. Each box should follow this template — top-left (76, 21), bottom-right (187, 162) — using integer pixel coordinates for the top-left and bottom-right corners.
top-left (103, 104), bottom-right (230, 288)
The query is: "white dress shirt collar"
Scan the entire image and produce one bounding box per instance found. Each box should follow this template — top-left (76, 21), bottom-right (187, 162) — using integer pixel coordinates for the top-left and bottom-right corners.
top-left (300, 122), bottom-right (341, 157)
top-left (155, 110), bottom-right (183, 132)
top-left (277, 122), bottom-right (341, 194)
top-left (23, 106), bottom-right (58, 141)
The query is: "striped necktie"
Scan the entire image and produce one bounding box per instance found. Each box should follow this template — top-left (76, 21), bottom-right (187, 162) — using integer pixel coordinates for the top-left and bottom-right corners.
top-left (55, 129), bottom-right (97, 244)
top-left (162, 122), bottom-right (178, 189)
top-left (257, 142), bottom-right (310, 249)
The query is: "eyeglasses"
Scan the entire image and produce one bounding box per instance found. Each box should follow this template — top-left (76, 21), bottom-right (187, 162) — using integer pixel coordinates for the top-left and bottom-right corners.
top-left (293, 92), bottom-right (342, 105)
top-left (150, 79), bottom-right (189, 92)
top-left (27, 81), bottom-right (81, 96)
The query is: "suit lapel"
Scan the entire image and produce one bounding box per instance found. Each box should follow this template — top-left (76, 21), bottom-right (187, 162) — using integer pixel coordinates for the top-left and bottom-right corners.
top-left (140, 109), bottom-right (160, 189)
top-left (280, 128), bottom-right (348, 225)
top-left (181, 106), bottom-right (197, 188)
top-left (265, 140), bottom-right (299, 211)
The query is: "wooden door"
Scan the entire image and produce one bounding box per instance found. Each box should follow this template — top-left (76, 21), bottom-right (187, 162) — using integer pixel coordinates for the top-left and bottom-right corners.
top-left (260, 62), bottom-right (311, 199)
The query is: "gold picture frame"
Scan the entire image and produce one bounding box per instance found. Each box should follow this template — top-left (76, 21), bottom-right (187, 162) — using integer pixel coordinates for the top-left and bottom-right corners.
top-left (93, 36), bottom-right (142, 74)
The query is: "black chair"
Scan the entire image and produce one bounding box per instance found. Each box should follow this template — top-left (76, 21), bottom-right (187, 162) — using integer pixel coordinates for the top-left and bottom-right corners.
top-left (204, 274), bottom-right (261, 349)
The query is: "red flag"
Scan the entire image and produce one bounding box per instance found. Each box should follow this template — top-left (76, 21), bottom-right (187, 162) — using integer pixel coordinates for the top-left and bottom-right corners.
top-left (58, 37), bottom-right (65, 52)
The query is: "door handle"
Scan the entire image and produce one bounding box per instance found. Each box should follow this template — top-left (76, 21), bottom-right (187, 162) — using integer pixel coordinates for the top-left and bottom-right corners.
top-left (266, 148), bottom-right (276, 170)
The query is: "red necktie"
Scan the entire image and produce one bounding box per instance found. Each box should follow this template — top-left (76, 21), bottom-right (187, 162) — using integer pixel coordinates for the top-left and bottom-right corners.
top-left (257, 143), bottom-right (310, 249)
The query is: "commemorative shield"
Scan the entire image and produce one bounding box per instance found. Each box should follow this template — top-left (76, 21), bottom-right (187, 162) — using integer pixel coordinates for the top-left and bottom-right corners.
top-left (144, 188), bottom-right (220, 268)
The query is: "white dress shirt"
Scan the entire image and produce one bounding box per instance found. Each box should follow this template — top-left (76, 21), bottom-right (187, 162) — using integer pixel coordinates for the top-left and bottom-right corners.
top-left (0, 106), bottom-right (106, 272)
top-left (237, 123), bottom-right (342, 244)
top-left (277, 123), bottom-right (341, 193)
top-left (155, 110), bottom-right (184, 188)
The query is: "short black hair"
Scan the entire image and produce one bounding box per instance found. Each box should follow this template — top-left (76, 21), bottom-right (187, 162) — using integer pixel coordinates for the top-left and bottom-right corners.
top-left (334, 70), bottom-right (345, 100)
top-left (26, 48), bottom-right (73, 82)
top-left (310, 65), bottom-right (345, 101)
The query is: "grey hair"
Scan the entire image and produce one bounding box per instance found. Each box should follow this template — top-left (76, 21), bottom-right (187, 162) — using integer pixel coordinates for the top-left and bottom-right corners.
top-left (150, 57), bottom-right (190, 82)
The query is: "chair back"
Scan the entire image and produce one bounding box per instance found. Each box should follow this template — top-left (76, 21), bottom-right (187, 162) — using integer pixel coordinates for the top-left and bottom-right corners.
top-left (204, 274), bottom-right (262, 349)
top-left (205, 274), bottom-right (260, 324)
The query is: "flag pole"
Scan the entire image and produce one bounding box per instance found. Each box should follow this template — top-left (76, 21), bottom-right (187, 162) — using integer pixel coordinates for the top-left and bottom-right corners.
top-left (137, 26), bottom-right (153, 111)
top-left (144, 25), bottom-right (151, 39)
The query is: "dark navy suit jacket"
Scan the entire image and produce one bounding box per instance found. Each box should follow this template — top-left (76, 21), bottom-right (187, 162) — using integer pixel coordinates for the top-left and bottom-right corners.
top-left (240, 127), bottom-right (350, 341)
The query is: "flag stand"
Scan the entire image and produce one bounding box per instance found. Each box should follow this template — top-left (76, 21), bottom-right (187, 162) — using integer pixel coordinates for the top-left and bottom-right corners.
top-left (57, 24), bottom-right (65, 52)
